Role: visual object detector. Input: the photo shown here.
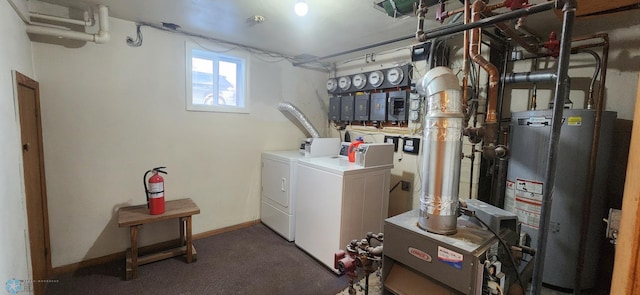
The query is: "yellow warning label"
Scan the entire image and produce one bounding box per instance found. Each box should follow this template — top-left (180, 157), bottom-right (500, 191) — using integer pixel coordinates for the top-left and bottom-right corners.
top-left (567, 116), bottom-right (582, 126)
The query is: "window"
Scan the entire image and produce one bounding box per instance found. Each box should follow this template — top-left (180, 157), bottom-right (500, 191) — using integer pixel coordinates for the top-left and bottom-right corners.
top-left (186, 42), bottom-right (248, 113)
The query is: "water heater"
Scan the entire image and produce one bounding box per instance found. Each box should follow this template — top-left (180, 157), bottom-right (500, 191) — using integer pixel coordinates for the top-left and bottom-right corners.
top-left (504, 109), bottom-right (616, 290)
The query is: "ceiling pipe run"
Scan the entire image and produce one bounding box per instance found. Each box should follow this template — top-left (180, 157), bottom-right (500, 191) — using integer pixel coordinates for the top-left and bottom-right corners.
top-left (26, 5), bottom-right (110, 44)
top-left (29, 11), bottom-right (94, 27)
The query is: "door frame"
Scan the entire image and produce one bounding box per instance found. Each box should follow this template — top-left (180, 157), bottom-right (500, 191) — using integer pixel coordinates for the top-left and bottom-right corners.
top-left (14, 71), bottom-right (52, 284)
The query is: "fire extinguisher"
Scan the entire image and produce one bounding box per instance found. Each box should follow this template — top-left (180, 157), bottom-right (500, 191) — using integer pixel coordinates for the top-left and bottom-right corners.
top-left (144, 167), bottom-right (167, 215)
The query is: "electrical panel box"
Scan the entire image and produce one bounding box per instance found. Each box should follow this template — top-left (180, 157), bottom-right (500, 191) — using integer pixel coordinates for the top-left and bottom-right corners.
top-left (340, 95), bottom-right (355, 122)
top-left (370, 92), bottom-right (387, 122)
top-left (329, 96), bottom-right (341, 121)
top-left (388, 91), bottom-right (408, 122)
top-left (354, 94), bottom-right (370, 121)
top-left (403, 137), bottom-right (420, 154)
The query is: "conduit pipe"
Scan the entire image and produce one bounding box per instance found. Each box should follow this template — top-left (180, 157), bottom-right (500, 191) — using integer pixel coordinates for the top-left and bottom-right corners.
top-left (26, 4), bottom-right (110, 44)
top-left (462, 0), bottom-right (471, 127)
top-left (277, 102), bottom-right (321, 138)
top-left (29, 11), bottom-right (94, 27)
top-left (571, 33), bottom-right (609, 295)
top-left (416, 67), bottom-right (464, 235)
top-left (530, 1), bottom-right (577, 294)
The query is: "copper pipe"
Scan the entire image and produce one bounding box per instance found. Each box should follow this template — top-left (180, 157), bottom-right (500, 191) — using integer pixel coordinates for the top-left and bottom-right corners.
top-left (469, 0), bottom-right (499, 151)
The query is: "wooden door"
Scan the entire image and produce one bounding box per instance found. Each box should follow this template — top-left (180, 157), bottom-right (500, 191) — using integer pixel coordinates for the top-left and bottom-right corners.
top-left (15, 71), bottom-right (51, 295)
top-left (610, 73), bottom-right (640, 294)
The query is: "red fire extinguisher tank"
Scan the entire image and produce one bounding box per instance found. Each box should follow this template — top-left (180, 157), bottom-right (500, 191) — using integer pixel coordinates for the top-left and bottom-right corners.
top-left (144, 167), bottom-right (167, 215)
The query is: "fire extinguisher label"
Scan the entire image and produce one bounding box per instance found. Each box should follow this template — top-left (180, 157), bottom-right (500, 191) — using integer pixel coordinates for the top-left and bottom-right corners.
top-left (149, 182), bottom-right (164, 198)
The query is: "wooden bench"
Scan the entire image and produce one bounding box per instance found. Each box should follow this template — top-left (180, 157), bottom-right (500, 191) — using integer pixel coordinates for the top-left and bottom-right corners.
top-left (118, 198), bottom-right (200, 280)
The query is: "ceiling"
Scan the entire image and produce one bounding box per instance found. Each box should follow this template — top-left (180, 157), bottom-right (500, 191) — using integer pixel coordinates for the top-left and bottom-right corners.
top-left (30, 0), bottom-right (640, 65)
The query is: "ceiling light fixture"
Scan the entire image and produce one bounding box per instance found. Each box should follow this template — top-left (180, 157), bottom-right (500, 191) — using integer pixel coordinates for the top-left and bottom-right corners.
top-left (294, 0), bottom-right (309, 16)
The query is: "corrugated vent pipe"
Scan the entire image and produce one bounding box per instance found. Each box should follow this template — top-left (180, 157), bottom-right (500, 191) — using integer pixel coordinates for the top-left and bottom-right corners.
top-left (277, 102), bottom-right (320, 139)
top-left (416, 67), bottom-right (464, 235)
top-left (26, 4), bottom-right (110, 44)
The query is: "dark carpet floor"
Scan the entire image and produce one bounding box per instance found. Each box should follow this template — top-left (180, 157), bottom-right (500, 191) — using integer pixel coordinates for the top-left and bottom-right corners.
top-left (44, 223), bottom-right (350, 295)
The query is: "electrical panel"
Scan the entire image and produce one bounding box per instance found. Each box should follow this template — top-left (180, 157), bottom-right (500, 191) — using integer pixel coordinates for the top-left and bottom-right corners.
top-left (403, 137), bottom-right (420, 154)
top-left (354, 94), bottom-right (370, 121)
top-left (329, 96), bottom-right (341, 121)
top-left (369, 92), bottom-right (387, 122)
top-left (326, 64), bottom-right (414, 125)
top-left (388, 91), bottom-right (408, 122)
top-left (340, 95), bottom-right (355, 122)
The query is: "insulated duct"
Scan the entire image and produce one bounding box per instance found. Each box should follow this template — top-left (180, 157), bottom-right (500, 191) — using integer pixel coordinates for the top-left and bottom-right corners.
top-left (416, 67), bottom-right (464, 235)
top-left (26, 4), bottom-right (110, 44)
top-left (277, 102), bottom-right (320, 139)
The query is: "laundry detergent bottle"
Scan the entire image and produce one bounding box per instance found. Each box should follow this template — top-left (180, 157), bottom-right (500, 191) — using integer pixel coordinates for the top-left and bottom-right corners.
top-left (347, 137), bottom-right (364, 162)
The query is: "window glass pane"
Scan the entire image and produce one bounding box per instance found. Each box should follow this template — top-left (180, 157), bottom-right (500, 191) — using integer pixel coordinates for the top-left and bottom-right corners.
top-left (218, 60), bottom-right (237, 106)
top-left (186, 42), bottom-right (248, 113)
top-left (192, 57), bottom-right (214, 105)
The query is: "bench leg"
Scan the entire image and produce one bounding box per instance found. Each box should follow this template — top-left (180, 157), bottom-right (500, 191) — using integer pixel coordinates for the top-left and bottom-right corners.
top-left (186, 216), bottom-right (193, 263)
top-left (127, 225), bottom-right (139, 280)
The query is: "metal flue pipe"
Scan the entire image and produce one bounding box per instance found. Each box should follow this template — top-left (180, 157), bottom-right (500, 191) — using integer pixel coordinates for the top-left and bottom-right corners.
top-left (530, 1), bottom-right (577, 294)
top-left (416, 67), bottom-right (464, 235)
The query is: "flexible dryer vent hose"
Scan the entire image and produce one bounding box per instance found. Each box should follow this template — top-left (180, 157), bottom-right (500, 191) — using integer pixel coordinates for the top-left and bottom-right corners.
top-left (277, 102), bottom-right (320, 139)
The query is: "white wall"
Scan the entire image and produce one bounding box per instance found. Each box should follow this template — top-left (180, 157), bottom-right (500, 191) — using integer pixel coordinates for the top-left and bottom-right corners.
top-left (32, 17), bottom-right (328, 267)
top-left (0, 0), bottom-right (35, 287)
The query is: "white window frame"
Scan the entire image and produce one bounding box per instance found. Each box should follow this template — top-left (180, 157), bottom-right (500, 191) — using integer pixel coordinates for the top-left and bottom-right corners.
top-left (185, 41), bottom-right (249, 113)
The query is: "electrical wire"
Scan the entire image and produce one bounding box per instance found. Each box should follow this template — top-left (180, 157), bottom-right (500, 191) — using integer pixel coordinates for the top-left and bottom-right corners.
top-left (125, 21), bottom-right (332, 72)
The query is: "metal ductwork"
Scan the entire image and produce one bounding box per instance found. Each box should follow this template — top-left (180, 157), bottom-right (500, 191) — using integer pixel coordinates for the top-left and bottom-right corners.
top-left (277, 102), bottom-right (321, 138)
top-left (416, 67), bottom-right (464, 235)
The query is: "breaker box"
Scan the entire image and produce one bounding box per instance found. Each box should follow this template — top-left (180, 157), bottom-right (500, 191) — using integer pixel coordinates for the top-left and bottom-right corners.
top-left (370, 92), bottom-right (387, 122)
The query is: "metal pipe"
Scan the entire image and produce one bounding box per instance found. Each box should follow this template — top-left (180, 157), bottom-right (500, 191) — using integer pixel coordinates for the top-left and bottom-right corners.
top-left (462, 0), bottom-right (471, 127)
top-left (502, 71), bottom-right (557, 84)
top-left (293, 0), bottom-right (557, 67)
top-left (574, 33), bottom-right (609, 295)
top-left (415, 0), bottom-right (428, 42)
top-left (529, 1), bottom-right (577, 295)
top-left (416, 67), bottom-right (464, 235)
top-left (469, 0), bottom-right (499, 158)
top-left (575, 50), bottom-right (601, 109)
top-left (493, 21), bottom-right (540, 55)
top-left (418, 1), bottom-right (556, 42)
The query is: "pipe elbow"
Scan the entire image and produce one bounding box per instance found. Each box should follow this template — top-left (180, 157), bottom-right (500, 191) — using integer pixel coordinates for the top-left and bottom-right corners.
top-left (94, 31), bottom-right (110, 44)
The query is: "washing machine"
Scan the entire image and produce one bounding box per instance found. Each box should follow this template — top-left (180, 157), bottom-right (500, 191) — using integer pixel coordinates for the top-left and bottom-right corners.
top-left (294, 143), bottom-right (394, 273)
